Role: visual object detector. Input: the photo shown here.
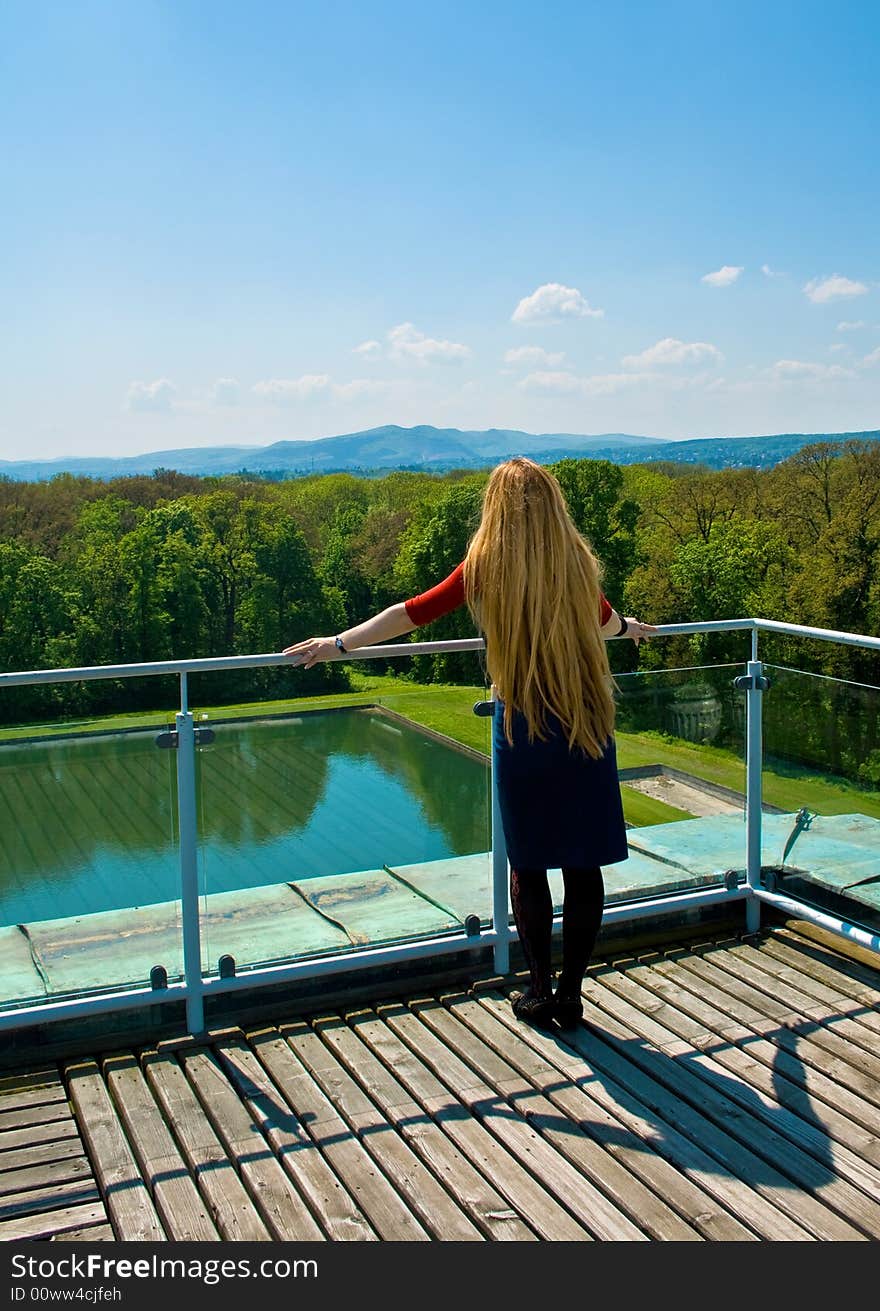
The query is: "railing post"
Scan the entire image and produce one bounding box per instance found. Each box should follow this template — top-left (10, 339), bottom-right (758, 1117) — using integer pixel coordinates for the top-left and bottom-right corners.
top-left (743, 658), bottom-right (766, 933)
top-left (490, 689), bottom-right (510, 975)
top-left (176, 709), bottom-right (205, 1033)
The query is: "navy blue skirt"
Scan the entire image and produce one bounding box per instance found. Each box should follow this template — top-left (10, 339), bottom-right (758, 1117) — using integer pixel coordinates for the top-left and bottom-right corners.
top-left (493, 702), bottom-right (628, 870)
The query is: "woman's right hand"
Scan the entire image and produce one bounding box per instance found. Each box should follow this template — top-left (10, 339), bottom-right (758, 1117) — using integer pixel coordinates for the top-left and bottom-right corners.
top-left (282, 636), bottom-right (339, 668)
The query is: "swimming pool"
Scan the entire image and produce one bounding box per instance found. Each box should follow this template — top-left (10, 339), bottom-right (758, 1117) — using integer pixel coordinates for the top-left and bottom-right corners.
top-left (0, 709), bottom-right (491, 926)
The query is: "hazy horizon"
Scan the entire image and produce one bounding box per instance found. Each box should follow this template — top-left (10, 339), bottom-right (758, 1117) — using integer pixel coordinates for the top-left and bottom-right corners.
top-left (3, 420), bottom-right (877, 479)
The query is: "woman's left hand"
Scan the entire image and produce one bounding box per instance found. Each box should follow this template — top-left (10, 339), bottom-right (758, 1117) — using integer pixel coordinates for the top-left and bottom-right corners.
top-left (625, 618), bottom-right (658, 647)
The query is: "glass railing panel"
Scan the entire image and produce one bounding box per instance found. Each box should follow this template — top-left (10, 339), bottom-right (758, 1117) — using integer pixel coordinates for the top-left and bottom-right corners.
top-left (760, 664), bottom-right (880, 934)
top-left (190, 650), bottom-right (492, 978)
top-left (0, 681), bottom-right (183, 1008)
top-left (578, 662), bottom-right (750, 910)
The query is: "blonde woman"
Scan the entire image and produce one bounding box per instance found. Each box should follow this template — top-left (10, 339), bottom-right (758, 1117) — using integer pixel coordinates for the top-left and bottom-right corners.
top-left (285, 458), bottom-right (656, 1027)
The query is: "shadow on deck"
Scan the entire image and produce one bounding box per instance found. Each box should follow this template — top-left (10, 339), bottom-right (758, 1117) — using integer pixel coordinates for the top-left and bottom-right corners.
top-left (2, 920), bottom-right (880, 1242)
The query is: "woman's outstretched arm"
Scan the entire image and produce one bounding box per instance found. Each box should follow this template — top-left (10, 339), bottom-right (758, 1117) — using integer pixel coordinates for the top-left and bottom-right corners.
top-left (283, 602), bottom-right (417, 669)
top-left (600, 607), bottom-right (658, 647)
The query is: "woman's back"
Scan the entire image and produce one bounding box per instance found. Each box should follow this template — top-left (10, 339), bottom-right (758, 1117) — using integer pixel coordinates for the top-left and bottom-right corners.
top-left (463, 457), bottom-right (616, 756)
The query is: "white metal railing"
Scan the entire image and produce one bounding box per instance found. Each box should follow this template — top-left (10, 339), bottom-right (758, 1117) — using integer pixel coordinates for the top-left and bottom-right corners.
top-left (1, 617), bottom-right (878, 1037)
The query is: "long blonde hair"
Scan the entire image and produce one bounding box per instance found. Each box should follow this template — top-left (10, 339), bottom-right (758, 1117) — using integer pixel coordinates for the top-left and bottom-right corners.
top-left (463, 457), bottom-right (616, 757)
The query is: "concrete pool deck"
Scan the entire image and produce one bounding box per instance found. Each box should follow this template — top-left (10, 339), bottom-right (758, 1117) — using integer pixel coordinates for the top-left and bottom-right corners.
top-left (2, 810), bottom-right (878, 1006)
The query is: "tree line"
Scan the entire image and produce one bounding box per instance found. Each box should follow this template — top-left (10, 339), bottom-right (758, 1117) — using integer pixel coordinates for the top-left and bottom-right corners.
top-left (1, 442), bottom-right (879, 779)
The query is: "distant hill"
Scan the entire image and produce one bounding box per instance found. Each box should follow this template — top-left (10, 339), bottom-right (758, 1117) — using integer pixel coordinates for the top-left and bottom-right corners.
top-left (1, 424), bottom-right (878, 482)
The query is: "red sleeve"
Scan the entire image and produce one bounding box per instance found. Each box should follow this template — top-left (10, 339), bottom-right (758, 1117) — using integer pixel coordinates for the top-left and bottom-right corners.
top-left (405, 563), bottom-right (466, 626)
top-left (405, 566), bottom-right (611, 628)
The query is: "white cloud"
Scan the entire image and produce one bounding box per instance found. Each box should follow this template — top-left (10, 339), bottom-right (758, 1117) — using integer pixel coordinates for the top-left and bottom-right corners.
top-left (125, 378), bottom-right (176, 412)
top-left (503, 345), bottom-right (567, 368)
top-left (387, 322), bottom-right (471, 365)
top-left (622, 337), bottom-right (722, 369)
top-left (512, 282), bottom-right (603, 324)
top-left (252, 375), bottom-right (331, 403)
top-left (211, 377), bottom-right (240, 405)
top-left (582, 372), bottom-right (651, 396)
top-left (354, 340), bottom-right (382, 358)
top-left (701, 265), bottom-right (743, 287)
top-left (829, 343), bottom-right (848, 354)
top-left (837, 320), bottom-right (866, 332)
top-left (769, 359), bottom-right (856, 381)
top-left (518, 370), bottom-right (584, 393)
top-left (862, 347), bottom-right (880, 368)
top-left (803, 275), bottom-right (868, 304)
top-left (518, 370), bottom-right (650, 397)
top-left (332, 378), bottom-right (394, 399)
top-left (761, 264), bottom-right (785, 278)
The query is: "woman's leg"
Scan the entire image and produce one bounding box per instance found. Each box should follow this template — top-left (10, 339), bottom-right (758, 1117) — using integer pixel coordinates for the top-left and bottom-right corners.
top-left (509, 866), bottom-right (553, 1001)
top-left (557, 866), bottom-right (605, 1003)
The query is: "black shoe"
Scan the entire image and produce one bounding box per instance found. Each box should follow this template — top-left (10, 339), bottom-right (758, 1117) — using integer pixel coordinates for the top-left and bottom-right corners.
top-left (510, 990), bottom-right (555, 1027)
top-left (553, 993), bottom-right (584, 1028)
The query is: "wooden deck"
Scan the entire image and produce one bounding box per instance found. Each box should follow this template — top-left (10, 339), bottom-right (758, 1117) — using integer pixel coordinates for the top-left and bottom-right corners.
top-left (3, 920), bottom-right (880, 1242)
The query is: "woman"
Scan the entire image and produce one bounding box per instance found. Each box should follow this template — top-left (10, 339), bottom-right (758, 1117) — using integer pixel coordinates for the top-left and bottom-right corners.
top-left (284, 458), bottom-right (656, 1027)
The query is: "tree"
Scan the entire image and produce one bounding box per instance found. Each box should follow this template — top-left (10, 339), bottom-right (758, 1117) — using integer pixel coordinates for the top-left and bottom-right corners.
top-left (394, 477), bottom-right (486, 683)
top-left (549, 458), bottom-right (639, 604)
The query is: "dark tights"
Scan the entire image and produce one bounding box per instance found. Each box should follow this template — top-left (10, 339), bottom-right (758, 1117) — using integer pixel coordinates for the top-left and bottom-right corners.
top-left (509, 866), bottom-right (605, 1001)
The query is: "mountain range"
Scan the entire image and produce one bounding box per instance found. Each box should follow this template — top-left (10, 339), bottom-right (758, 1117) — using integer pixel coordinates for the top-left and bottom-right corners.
top-left (1, 424), bottom-right (878, 482)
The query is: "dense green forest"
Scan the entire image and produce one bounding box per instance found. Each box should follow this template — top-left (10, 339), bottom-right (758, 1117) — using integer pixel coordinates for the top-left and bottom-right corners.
top-left (1, 441), bottom-right (879, 778)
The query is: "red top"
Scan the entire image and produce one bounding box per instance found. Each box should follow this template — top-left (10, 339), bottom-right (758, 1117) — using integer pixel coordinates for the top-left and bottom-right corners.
top-left (405, 562), bottom-right (614, 627)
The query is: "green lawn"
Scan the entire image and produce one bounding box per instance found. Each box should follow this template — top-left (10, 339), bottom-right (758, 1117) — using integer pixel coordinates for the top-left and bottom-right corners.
top-left (3, 669), bottom-right (877, 826)
top-left (616, 727), bottom-right (880, 820)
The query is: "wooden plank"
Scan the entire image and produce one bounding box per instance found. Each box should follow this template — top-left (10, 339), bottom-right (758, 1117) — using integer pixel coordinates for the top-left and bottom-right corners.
top-left (587, 967), bottom-right (871, 1240)
top-left (0, 1201), bottom-right (108, 1242)
top-left (378, 1001), bottom-right (591, 1240)
top-left (650, 949), bottom-right (880, 1174)
top-left (0, 1101), bottom-right (74, 1133)
top-left (566, 978), bottom-right (815, 1239)
top-left (64, 1058), bottom-right (165, 1242)
top-left (633, 955), bottom-right (880, 1206)
top-left (748, 939), bottom-right (880, 1064)
top-left (697, 944), bottom-right (880, 1110)
top-left (472, 989), bottom-right (756, 1242)
top-left (441, 991), bottom-right (703, 1241)
top-left (766, 928), bottom-right (880, 1011)
top-left (355, 1004), bottom-right (586, 1241)
top-left (0, 1137), bottom-right (85, 1174)
top-left (250, 1025), bottom-right (429, 1241)
top-left (0, 1177), bottom-right (101, 1222)
top-left (0, 1155), bottom-right (93, 1199)
top-left (0, 1066), bottom-right (59, 1093)
top-left (318, 1010), bottom-right (535, 1241)
top-left (735, 934), bottom-right (880, 1037)
top-left (419, 991), bottom-right (647, 1237)
top-left (660, 950), bottom-right (880, 1147)
top-left (0, 1119), bottom-right (80, 1154)
top-left (765, 926), bottom-right (880, 999)
top-left (289, 1017), bottom-right (484, 1241)
top-left (0, 1086), bottom-right (67, 1115)
top-left (103, 1054), bottom-right (220, 1242)
top-left (429, 992), bottom-right (670, 1241)
top-left (202, 1032), bottom-right (375, 1242)
top-left (52, 1223), bottom-right (115, 1242)
top-left (700, 941), bottom-right (854, 1022)
top-left (141, 1050), bottom-right (271, 1242)
top-left (781, 920), bottom-right (880, 977)
top-left (177, 1045), bottom-right (324, 1242)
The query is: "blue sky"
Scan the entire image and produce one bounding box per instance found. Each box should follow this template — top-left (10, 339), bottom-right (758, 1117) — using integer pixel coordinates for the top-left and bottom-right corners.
top-left (1, 0), bottom-right (878, 460)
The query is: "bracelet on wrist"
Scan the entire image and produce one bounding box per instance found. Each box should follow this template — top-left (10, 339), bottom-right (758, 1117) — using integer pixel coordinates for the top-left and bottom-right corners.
top-left (616, 615), bottom-right (629, 636)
